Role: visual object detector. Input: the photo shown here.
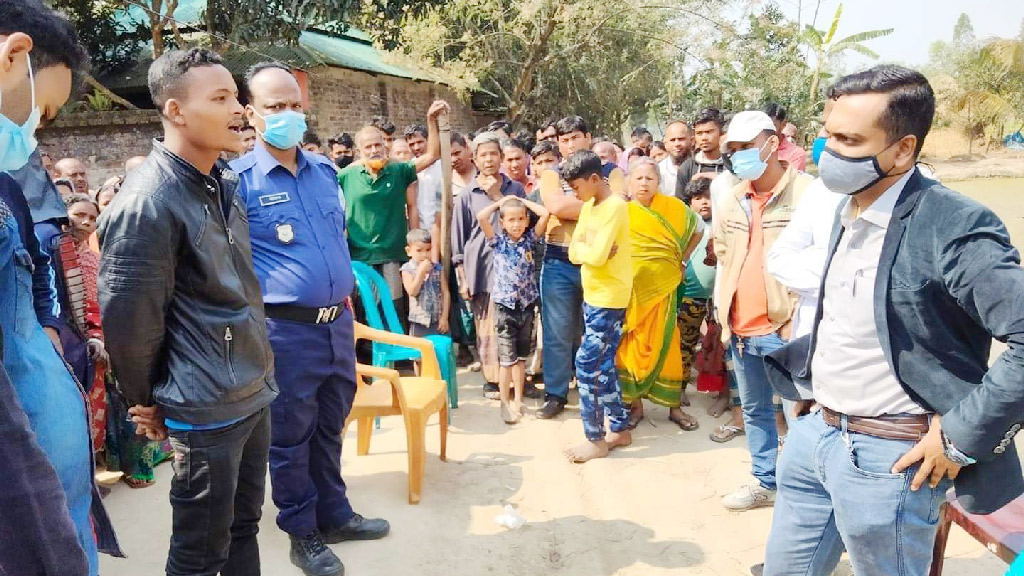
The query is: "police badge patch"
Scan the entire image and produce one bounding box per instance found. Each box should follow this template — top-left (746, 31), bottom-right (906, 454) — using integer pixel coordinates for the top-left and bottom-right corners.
top-left (276, 223), bottom-right (295, 244)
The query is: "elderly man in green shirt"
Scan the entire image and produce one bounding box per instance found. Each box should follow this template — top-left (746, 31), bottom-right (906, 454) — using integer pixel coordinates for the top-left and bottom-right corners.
top-left (338, 101), bottom-right (448, 317)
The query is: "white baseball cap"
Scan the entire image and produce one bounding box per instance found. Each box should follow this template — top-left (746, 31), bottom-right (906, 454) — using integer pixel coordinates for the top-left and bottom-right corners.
top-left (723, 111), bottom-right (777, 145)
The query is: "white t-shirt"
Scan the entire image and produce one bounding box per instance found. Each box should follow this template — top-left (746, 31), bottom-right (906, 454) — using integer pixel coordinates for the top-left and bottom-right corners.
top-left (658, 156), bottom-right (680, 196)
top-left (416, 160), bottom-right (442, 229)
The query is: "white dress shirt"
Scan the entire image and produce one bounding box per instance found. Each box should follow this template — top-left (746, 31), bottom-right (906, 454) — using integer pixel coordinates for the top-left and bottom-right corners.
top-left (658, 156), bottom-right (680, 196)
top-left (811, 169), bottom-right (927, 417)
top-left (416, 160), bottom-right (442, 229)
top-left (765, 178), bottom-right (845, 337)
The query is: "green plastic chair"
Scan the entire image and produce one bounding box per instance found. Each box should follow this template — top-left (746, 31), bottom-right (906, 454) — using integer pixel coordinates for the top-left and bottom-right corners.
top-left (351, 261), bottom-right (458, 410)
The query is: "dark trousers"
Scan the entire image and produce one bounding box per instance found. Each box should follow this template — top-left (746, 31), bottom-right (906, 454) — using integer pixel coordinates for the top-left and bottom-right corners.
top-left (267, 309), bottom-right (358, 537)
top-left (166, 407), bottom-right (270, 576)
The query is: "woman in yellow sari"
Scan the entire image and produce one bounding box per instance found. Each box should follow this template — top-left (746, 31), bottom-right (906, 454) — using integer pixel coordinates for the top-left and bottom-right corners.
top-left (616, 158), bottom-right (703, 430)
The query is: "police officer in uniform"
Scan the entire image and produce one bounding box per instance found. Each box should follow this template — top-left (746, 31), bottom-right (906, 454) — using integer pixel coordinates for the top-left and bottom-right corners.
top-left (232, 62), bottom-right (388, 576)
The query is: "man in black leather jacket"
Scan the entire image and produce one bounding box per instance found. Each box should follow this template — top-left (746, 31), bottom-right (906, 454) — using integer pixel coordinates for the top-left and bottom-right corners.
top-left (98, 48), bottom-right (278, 576)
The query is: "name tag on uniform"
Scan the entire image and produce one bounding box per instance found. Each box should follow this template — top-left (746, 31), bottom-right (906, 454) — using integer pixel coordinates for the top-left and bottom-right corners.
top-left (259, 192), bottom-right (290, 207)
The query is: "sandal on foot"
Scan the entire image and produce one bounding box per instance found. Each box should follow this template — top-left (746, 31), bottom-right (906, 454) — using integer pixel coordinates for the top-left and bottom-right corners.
top-left (669, 413), bottom-right (699, 431)
top-left (123, 476), bottom-right (155, 489)
top-left (710, 424), bottom-right (745, 443)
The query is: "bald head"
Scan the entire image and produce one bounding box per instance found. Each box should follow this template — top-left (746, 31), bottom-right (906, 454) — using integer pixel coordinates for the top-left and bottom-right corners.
top-left (664, 121), bottom-right (692, 164)
top-left (355, 125), bottom-right (387, 166)
top-left (592, 141), bottom-right (618, 165)
top-left (125, 155), bottom-right (147, 173)
top-left (244, 63), bottom-right (304, 149)
top-left (55, 157), bottom-right (89, 195)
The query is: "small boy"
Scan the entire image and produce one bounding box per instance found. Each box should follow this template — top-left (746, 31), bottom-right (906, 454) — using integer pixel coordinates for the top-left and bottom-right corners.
top-left (477, 196), bottom-right (550, 424)
top-left (401, 229), bottom-right (450, 337)
top-left (563, 150), bottom-right (633, 463)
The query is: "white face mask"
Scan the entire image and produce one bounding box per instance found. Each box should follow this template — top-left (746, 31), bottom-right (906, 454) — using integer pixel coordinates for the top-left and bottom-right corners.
top-left (0, 53), bottom-right (41, 173)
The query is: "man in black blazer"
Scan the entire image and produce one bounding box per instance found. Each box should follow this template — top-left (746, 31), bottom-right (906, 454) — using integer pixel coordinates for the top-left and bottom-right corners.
top-left (761, 65), bottom-right (1024, 576)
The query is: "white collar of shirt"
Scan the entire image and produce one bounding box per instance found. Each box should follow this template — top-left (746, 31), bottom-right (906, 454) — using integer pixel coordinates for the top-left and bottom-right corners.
top-left (840, 167), bottom-right (915, 230)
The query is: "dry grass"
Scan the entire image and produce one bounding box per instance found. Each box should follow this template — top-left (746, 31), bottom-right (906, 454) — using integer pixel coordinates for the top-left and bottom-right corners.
top-left (922, 127), bottom-right (973, 160)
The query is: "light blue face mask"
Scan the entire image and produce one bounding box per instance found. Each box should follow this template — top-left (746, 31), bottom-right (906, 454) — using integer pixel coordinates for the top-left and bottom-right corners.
top-left (812, 136), bottom-right (828, 165)
top-left (254, 109), bottom-right (307, 150)
top-left (729, 139), bottom-right (770, 181)
top-left (0, 54), bottom-right (41, 173)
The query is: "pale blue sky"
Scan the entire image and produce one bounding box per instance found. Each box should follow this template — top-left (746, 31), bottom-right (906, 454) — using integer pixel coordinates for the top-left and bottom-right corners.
top-left (774, 0), bottom-right (1024, 66)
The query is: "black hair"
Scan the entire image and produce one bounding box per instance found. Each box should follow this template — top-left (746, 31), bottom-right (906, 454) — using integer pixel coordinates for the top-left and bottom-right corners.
top-left (499, 198), bottom-right (526, 218)
top-left (370, 116), bottom-right (396, 136)
top-left (828, 65), bottom-right (935, 156)
top-left (693, 108), bottom-right (725, 129)
top-left (530, 140), bottom-right (560, 160)
top-left (486, 120), bottom-right (512, 134)
top-left (502, 137), bottom-right (529, 154)
top-left (64, 192), bottom-right (97, 212)
top-left (240, 123), bottom-right (255, 132)
top-left (328, 133), bottom-right (354, 149)
top-left (555, 116), bottom-right (590, 137)
top-left (561, 150), bottom-right (603, 182)
top-left (0, 0), bottom-right (88, 75)
top-left (53, 178), bottom-right (74, 191)
top-left (510, 130), bottom-right (536, 151)
top-left (652, 140), bottom-right (666, 151)
top-left (763, 102), bottom-right (787, 123)
top-left (451, 131), bottom-right (467, 148)
top-left (244, 61), bottom-right (292, 92)
top-left (681, 178), bottom-right (711, 205)
top-left (631, 126), bottom-right (652, 139)
top-left (302, 130), bottom-right (322, 147)
top-left (403, 124), bottom-right (428, 139)
top-left (149, 48), bottom-right (224, 111)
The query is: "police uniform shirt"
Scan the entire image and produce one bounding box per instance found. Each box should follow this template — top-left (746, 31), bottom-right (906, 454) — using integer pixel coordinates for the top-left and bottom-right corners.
top-left (231, 144), bottom-right (354, 308)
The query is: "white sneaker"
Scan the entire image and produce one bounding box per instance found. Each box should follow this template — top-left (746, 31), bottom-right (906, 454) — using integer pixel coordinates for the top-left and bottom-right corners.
top-left (722, 482), bottom-right (776, 511)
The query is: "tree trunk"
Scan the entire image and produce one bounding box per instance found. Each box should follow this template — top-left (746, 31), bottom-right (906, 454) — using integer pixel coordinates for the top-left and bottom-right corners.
top-left (83, 75), bottom-right (138, 110)
top-left (506, 1), bottom-right (560, 123)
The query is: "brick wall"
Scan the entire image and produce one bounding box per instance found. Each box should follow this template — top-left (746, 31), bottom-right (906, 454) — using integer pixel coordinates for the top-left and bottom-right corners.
top-left (37, 66), bottom-right (501, 186)
top-left (306, 66), bottom-right (500, 139)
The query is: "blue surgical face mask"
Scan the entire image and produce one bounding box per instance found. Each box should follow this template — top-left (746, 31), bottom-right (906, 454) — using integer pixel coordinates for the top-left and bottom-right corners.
top-left (0, 54), bottom-right (41, 173)
top-left (812, 136), bottom-right (827, 165)
top-left (253, 109), bottom-right (307, 150)
top-left (728, 139), bottom-right (770, 181)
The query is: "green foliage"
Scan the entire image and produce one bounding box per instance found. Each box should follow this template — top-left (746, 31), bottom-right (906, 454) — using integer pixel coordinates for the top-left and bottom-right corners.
top-left (48, 0), bottom-right (146, 74)
top-left (801, 2), bottom-right (892, 101)
top-left (377, 0), bottom-right (682, 134)
top-left (84, 88), bottom-right (114, 110)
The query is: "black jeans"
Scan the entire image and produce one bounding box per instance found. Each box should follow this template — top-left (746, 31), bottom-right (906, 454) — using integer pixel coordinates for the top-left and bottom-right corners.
top-left (166, 408), bottom-right (270, 576)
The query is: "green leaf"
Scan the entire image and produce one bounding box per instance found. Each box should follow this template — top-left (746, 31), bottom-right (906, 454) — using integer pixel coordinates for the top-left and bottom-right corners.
top-left (824, 3), bottom-right (843, 45)
top-left (829, 42), bottom-right (880, 59)
top-left (833, 28), bottom-right (893, 46)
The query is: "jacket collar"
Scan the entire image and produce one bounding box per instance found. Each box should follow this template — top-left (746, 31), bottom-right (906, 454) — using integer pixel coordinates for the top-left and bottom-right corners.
top-left (253, 141), bottom-right (308, 177)
top-left (151, 139), bottom-right (237, 201)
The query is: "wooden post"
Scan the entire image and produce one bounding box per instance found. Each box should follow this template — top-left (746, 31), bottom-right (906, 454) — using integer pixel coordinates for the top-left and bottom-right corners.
top-left (439, 112), bottom-right (453, 281)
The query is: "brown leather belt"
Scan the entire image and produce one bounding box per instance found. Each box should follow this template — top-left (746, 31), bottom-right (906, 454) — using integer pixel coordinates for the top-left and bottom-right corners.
top-left (821, 406), bottom-right (930, 441)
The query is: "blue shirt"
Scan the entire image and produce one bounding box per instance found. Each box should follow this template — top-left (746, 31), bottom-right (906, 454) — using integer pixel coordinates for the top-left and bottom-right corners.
top-left (489, 229), bottom-right (539, 309)
top-left (231, 144), bottom-right (354, 308)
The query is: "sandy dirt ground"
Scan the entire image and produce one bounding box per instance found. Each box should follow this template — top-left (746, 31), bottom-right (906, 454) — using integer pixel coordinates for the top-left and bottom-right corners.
top-left (98, 180), bottom-right (1022, 576)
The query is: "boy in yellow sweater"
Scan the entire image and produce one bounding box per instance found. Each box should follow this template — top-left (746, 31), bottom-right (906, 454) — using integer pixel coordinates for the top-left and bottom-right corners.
top-left (564, 150), bottom-right (633, 463)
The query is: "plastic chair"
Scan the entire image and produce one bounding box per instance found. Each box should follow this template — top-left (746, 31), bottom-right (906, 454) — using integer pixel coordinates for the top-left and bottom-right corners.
top-left (345, 322), bottom-right (448, 504)
top-left (351, 260), bottom-right (458, 409)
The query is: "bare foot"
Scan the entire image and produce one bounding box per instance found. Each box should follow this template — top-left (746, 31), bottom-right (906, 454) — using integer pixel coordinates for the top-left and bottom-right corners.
top-left (669, 407), bottom-right (700, 431)
top-left (512, 400), bottom-right (525, 417)
top-left (501, 401), bottom-right (517, 424)
top-left (707, 394), bottom-right (730, 418)
top-left (565, 440), bottom-right (609, 463)
top-left (605, 429), bottom-right (632, 450)
top-left (628, 400), bottom-right (644, 429)
top-left (680, 389), bottom-right (691, 407)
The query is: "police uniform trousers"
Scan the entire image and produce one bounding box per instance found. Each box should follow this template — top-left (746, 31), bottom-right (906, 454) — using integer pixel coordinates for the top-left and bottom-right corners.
top-left (267, 306), bottom-right (358, 537)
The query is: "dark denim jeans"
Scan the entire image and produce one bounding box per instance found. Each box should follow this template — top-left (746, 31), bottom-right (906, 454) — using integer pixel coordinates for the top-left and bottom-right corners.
top-left (540, 257), bottom-right (583, 400)
top-left (166, 408), bottom-right (270, 576)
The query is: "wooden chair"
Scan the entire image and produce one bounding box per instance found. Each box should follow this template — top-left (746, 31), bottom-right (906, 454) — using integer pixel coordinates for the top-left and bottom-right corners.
top-left (930, 490), bottom-right (1024, 575)
top-left (345, 322), bottom-right (448, 504)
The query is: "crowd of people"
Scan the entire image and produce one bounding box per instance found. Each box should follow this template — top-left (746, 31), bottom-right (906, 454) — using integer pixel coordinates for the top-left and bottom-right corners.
top-left (1, 1), bottom-right (1023, 576)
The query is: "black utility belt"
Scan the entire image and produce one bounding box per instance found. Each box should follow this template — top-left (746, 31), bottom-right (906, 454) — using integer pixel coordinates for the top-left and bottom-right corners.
top-left (265, 302), bottom-right (345, 324)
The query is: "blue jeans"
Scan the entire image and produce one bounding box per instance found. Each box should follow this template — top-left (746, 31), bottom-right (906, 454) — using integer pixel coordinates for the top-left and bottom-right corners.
top-left (730, 333), bottom-right (786, 490)
top-left (765, 410), bottom-right (949, 576)
top-left (540, 257), bottom-right (583, 400)
top-left (575, 304), bottom-right (629, 441)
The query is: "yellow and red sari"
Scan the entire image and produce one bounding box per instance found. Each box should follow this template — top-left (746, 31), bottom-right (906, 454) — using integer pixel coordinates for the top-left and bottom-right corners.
top-left (617, 194), bottom-right (700, 407)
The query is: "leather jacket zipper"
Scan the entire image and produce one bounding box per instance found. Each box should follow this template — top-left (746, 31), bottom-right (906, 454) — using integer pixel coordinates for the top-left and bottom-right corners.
top-left (224, 326), bottom-right (238, 386)
top-left (194, 205), bottom-right (211, 247)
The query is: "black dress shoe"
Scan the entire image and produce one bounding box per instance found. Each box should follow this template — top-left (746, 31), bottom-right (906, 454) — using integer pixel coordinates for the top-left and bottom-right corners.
top-left (289, 532), bottom-right (344, 576)
top-left (537, 396), bottom-right (566, 419)
top-left (483, 382), bottom-right (500, 399)
top-left (322, 514), bottom-right (391, 543)
top-left (523, 381), bottom-right (542, 399)
top-left (750, 563), bottom-right (764, 576)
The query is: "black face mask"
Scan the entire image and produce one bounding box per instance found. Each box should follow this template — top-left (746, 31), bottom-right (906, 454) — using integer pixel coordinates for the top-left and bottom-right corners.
top-left (335, 155), bottom-right (353, 169)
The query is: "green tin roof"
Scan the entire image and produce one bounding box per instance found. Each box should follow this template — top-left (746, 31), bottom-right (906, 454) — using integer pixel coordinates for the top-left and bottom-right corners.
top-left (106, 0), bottom-right (430, 91)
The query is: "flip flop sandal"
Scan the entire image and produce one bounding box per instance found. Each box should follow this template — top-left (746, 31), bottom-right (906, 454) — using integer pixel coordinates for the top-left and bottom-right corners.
top-left (710, 424), bottom-right (745, 443)
top-left (626, 412), bottom-right (645, 430)
top-left (669, 413), bottom-right (700, 431)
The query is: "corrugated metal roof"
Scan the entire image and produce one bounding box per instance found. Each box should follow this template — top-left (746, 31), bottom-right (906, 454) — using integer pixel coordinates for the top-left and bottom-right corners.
top-left (109, 0), bottom-right (431, 89)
